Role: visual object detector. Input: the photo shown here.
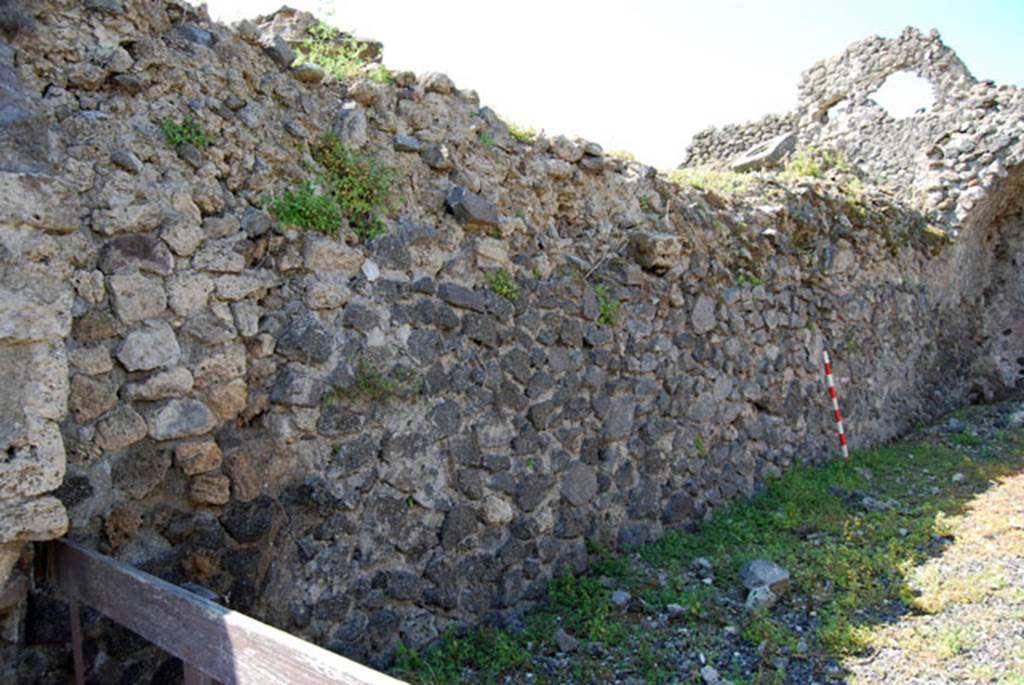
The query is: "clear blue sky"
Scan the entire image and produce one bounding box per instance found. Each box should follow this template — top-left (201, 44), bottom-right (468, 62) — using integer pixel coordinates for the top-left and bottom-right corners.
top-left (203, 0), bottom-right (1023, 168)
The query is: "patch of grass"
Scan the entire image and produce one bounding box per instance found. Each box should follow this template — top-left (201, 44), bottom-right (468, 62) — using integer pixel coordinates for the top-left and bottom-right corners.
top-left (593, 283), bottom-right (619, 326)
top-left (477, 129), bottom-right (495, 149)
top-left (161, 115), bottom-right (211, 149)
top-left (294, 21), bottom-right (382, 81)
top-left (326, 357), bottom-right (419, 404)
top-left (781, 151), bottom-right (822, 180)
top-left (693, 435), bottom-right (707, 456)
top-left (607, 149), bottom-right (636, 161)
top-left (393, 627), bottom-right (528, 684)
top-left (665, 166), bottom-right (752, 195)
top-left (271, 134), bottom-right (394, 241)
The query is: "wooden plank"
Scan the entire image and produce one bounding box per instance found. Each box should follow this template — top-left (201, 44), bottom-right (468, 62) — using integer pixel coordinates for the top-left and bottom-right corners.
top-left (46, 540), bottom-right (407, 685)
top-left (183, 662), bottom-right (215, 685)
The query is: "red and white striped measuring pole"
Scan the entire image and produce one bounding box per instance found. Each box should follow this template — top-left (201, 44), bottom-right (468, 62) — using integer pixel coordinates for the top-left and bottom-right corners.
top-left (822, 350), bottom-right (849, 460)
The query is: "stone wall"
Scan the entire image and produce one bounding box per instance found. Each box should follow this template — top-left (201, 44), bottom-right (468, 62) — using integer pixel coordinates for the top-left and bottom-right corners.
top-left (0, 1), bottom-right (1022, 680)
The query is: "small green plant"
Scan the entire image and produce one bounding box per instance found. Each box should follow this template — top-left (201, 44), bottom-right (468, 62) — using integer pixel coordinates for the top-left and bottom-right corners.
top-left (693, 435), bottom-right (707, 456)
top-left (294, 21), bottom-right (382, 81)
top-left (327, 357), bottom-right (420, 404)
top-left (478, 129), bottom-right (495, 149)
top-left (503, 119), bottom-right (536, 144)
top-left (782, 151), bottom-right (823, 180)
top-left (593, 283), bottom-right (619, 326)
top-left (161, 115), bottom-right (211, 149)
top-left (271, 134), bottom-right (394, 241)
top-left (312, 135), bottom-right (394, 241)
top-left (638, 196), bottom-right (650, 211)
top-left (370, 63), bottom-right (392, 84)
top-left (735, 272), bottom-right (763, 287)
top-left (268, 182), bottom-right (343, 236)
top-left (486, 269), bottom-right (520, 301)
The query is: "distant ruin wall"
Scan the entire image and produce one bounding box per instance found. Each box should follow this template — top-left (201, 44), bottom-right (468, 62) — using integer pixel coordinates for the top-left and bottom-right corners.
top-left (0, 2), bottom-right (1022, 680)
top-left (682, 27), bottom-right (1023, 233)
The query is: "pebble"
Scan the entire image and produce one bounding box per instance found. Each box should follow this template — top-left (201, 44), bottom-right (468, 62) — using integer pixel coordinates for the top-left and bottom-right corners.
top-left (361, 259), bottom-right (380, 281)
top-left (610, 590), bottom-right (631, 607)
top-left (951, 472), bottom-right (967, 483)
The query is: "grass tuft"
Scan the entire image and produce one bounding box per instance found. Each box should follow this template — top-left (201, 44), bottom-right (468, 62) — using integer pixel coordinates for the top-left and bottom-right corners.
top-left (161, 115), bottom-right (212, 149)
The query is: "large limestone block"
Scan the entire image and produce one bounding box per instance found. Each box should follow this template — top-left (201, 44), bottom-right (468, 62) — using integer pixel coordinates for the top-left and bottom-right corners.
top-left (0, 496), bottom-right (68, 544)
top-left (0, 268), bottom-right (73, 343)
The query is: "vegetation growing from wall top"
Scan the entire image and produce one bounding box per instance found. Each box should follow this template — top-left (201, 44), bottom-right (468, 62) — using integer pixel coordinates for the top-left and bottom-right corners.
top-left (294, 21), bottom-right (390, 83)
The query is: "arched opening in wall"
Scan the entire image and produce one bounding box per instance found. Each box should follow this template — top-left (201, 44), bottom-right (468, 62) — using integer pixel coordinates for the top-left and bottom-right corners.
top-left (869, 71), bottom-right (935, 119)
top-left (819, 97), bottom-right (851, 123)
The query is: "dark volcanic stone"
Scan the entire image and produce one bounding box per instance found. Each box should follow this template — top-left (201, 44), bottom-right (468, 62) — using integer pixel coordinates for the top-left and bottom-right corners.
top-left (437, 282), bottom-right (486, 313)
top-left (446, 186), bottom-right (499, 229)
top-left (220, 496), bottom-right (275, 543)
top-left (99, 235), bottom-right (173, 275)
top-left (276, 313), bottom-right (335, 364)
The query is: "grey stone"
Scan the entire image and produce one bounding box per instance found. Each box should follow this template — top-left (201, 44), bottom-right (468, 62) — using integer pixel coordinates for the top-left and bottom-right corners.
top-left (291, 63), bottom-right (326, 83)
top-left (221, 496), bottom-right (274, 543)
top-left (96, 406), bottom-right (148, 452)
top-left (446, 186), bottom-right (499, 230)
top-left (112, 444), bottom-right (172, 499)
top-left (393, 134), bottom-right (422, 152)
top-left (99, 235), bottom-right (173, 275)
top-left (515, 474), bottom-right (554, 512)
top-left (84, 0), bottom-right (125, 14)
top-left (277, 313), bottom-right (335, 365)
top-left (630, 231), bottom-right (683, 272)
top-left (110, 150), bottom-right (143, 174)
top-left (421, 144), bottom-right (452, 171)
top-left (662, 492), bottom-right (695, 524)
top-left (271, 365), bottom-right (324, 407)
top-left (441, 505), bottom-right (478, 550)
top-left (554, 628), bottom-right (579, 652)
top-left (739, 559), bottom-right (790, 595)
top-left (730, 131), bottom-right (796, 172)
top-left (332, 102), bottom-right (368, 148)
top-left (437, 282), bottom-right (486, 313)
top-left (192, 239), bottom-right (246, 273)
top-left (241, 207), bottom-right (273, 238)
top-left (68, 375), bottom-right (118, 424)
top-left (342, 303), bottom-right (379, 332)
top-left (260, 35), bottom-right (296, 69)
top-left (560, 462), bottom-right (597, 507)
top-left (422, 72), bottom-right (454, 94)
top-left (117, 321), bottom-right (180, 371)
top-left (602, 398), bottom-right (635, 442)
top-left (611, 590), bottom-right (631, 607)
top-left (177, 24), bottom-right (216, 48)
top-left (691, 295), bottom-right (717, 334)
top-left (147, 400), bottom-right (216, 441)
top-left (109, 273), bottom-right (166, 323)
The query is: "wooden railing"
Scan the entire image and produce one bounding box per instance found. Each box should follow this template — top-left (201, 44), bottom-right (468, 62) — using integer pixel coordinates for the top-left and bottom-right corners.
top-left (43, 539), bottom-right (407, 685)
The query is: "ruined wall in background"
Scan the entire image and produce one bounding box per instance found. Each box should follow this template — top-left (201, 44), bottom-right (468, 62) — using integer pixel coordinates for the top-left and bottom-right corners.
top-left (681, 27), bottom-right (1024, 233)
top-left (0, 2), bottom-right (1021, 681)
